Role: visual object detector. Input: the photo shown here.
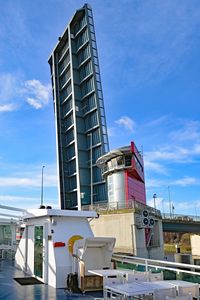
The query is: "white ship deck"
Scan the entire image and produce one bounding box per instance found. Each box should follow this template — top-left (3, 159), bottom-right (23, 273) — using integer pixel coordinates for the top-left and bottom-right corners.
top-left (0, 260), bottom-right (103, 300)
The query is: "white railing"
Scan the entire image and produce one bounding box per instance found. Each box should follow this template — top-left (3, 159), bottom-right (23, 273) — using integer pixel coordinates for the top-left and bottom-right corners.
top-left (112, 254), bottom-right (200, 277)
top-left (0, 204), bottom-right (26, 222)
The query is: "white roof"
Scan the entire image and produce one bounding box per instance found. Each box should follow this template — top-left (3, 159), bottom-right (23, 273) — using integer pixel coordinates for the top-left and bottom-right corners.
top-left (24, 208), bottom-right (97, 220)
top-left (96, 145), bottom-right (131, 166)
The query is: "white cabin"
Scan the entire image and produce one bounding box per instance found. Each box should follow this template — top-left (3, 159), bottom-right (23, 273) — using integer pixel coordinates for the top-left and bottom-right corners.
top-left (15, 208), bottom-right (97, 288)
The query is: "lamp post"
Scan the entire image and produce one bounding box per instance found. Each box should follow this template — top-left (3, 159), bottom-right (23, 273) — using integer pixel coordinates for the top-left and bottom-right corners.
top-left (162, 199), bottom-right (165, 216)
top-left (153, 193), bottom-right (157, 210)
top-left (88, 133), bottom-right (93, 209)
top-left (41, 165), bottom-right (45, 207)
top-left (195, 206), bottom-right (198, 221)
top-left (172, 203), bottom-right (175, 218)
top-left (168, 186), bottom-right (172, 219)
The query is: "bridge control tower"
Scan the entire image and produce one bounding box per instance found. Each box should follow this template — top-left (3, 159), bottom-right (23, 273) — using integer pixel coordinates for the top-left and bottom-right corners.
top-left (97, 141), bottom-right (146, 208)
top-left (94, 141), bottom-right (164, 259)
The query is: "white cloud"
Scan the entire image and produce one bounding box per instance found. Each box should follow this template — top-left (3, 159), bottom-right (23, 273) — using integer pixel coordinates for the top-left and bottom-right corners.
top-left (172, 200), bottom-right (200, 213)
top-left (26, 98), bottom-right (42, 110)
top-left (174, 201), bottom-right (192, 211)
top-left (0, 173), bottom-right (57, 188)
top-left (0, 195), bottom-right (58, 209)
top-left (144, 143), bottom-right (198, 167)
top-left (0, 164), bottom-right (58, 209)
top-left (0, 73), bottom-right (51, 112)
top-left (170, 120), bottom-right (200, 142)
top-left (141, 118), bottom-right (200, 188)
top-left (24, 79), bottom-right (51, 109)
top-left (146, 198), bottom-right (200, 215)
top-left (115, 116), bottom-right (135, 132)
top-left (146, 175), bottom-right (200, 189)
top-left (143, 142), bottom-right (200, 176)
top-left (0, 195), bottom-right (39, 202)
top-left (193, 144), bottom-right (200, 154)
top-left (0, 177), bottom-right (38, 187)
top-left (0, 73), bottom-right (20, 102)
top-left (145, 178), bottom-right (166, 188)
top-left (172, 176), bottom-right (199, 187)
top-left (147, 196), bottom-right (163, 210)
top-left (107, 127), bottom-right (116, 137)
top-left (144, 159), bottom-right (167, 174)
top-left (146, 146), bottom-right (185, 161)
top-left (147, 115), bottom-right (170, 127)
top-left (0, 103), bottom-right (17, 112)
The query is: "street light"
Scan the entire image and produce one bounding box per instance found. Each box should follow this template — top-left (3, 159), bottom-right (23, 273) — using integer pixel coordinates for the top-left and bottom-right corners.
top-left (172, 203), bottom-right (175, 218)
top-left (153, 193), bottom-right (157, 210)
top-left (41, 165), bottom-right (45, 207)
top-left (162, 199), bottom-right (165, 215)
top-left (195, 206), bottom-right (198, 220)
top-left (168, 186), bottom-right (172, 218)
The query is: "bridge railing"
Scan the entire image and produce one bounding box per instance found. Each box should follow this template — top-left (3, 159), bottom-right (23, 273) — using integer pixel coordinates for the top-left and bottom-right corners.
top-left (162, 213), bottom-right (200, 222)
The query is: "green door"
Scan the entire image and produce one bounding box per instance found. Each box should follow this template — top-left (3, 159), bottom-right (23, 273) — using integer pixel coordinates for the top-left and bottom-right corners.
top-left (34, 226), bottom-right (43, 278)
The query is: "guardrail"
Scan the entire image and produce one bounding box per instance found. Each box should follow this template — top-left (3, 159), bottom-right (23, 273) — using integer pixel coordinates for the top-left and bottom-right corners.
top-left (162, 213), bottom-right (200, 223)
top-left (82, 201), bottom-right (200, 223)
top-left (82, 199), bottom-right (161, 216)
top-left (112, 253), bottom-right (200, 278)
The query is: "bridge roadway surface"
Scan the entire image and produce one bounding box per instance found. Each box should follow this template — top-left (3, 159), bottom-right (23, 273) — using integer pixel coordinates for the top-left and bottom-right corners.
top-left (162, 214), bottom-right (200, 233)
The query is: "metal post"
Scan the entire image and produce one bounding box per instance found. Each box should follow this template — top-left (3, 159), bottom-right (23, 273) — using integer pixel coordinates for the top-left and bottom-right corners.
top-left (41, 165), bottom-right (45, 206)
top-left (153, 193), bottom-right (157, 210)
top-left (145, 259), bottom-right (148, 273)
top-left (168, 186), bottom-right (172, 218)
top-left (172, 203), bottom-right (175, 218)
top-left (162, 199), bottom-right (165, 216)
top-left (195, 206), bottom-right (197, 221)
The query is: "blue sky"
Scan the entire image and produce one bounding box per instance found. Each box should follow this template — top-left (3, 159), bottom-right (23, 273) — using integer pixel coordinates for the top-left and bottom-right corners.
top-left (0, 0), bottom-right (200, 216)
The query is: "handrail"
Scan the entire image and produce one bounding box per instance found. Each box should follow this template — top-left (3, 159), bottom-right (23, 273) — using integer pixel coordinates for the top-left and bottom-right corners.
top-left (0, 204), bottom-right (26, 212)
top-left (112, 254), bottom-right (200, 277)
top-left (112, 254), bottom-right (200, 270)
top-left (0, 204), bottom-right (25, 224)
